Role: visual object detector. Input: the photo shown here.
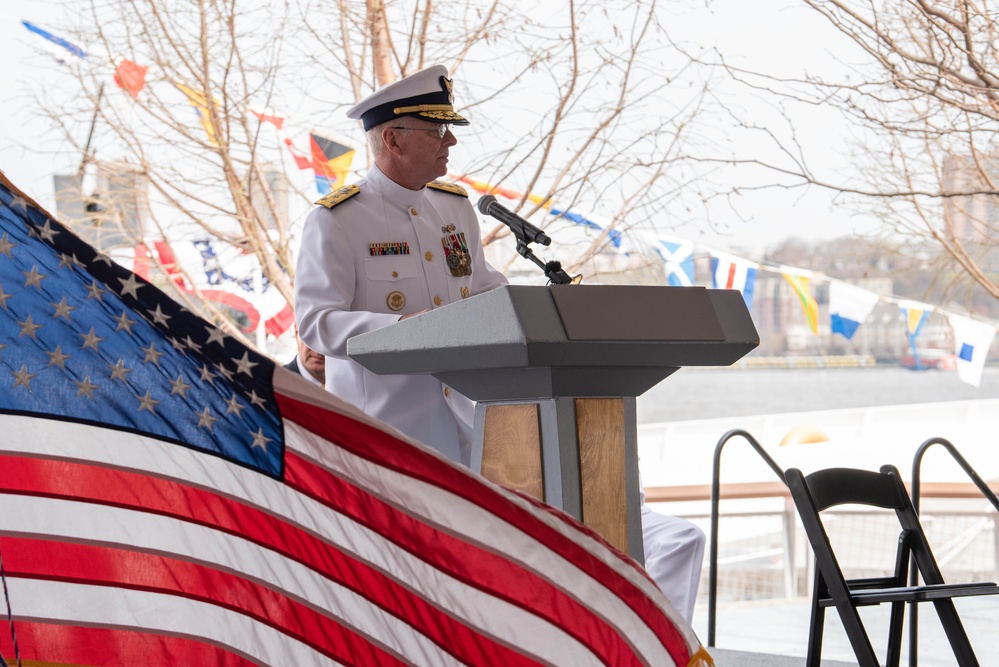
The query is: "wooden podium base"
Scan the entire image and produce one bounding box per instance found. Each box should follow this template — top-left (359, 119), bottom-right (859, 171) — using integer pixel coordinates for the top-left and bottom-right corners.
top-left (349, 285), bottom-right (760, 564)
top-left (475, 398), bottom-right (634, 559)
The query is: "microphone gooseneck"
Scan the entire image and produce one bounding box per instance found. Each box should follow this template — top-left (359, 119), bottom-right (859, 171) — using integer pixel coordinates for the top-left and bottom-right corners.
top-left (476, 195), bottom-right (552, 246)
top-left (476, 195), bottom-right (574, 284)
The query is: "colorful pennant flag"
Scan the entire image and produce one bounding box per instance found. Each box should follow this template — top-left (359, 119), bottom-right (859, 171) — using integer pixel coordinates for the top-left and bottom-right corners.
top-left (829, 281), bottom-right (880, 340)
top-left (946, 313), bottom-right (996, 387)
top-left (249, 107), bottom-right (285, 130)
top-left (653, 236), bottom-right (694, 286)
top-left (21, 20), bottom-right (86, 59)
top-left (453, 174), bottom-right (625, 248)
top-left (549, 207), bottom-right (624, 248)
top-left (0, 172), bottom-right (709, 666)
top-left (248, 109), bottom-right (314, 171)
top-left (453, 174), bottom-right (551, 208)
top-left (898, 300), bottom-right (933, 370)
top-left (278, 136), bottom-right (312, 170)
top-left (711, 252), bottom-right (757, 309)
top-left (173, 81), bottom-right (218, 145)
top-left (780, 267), bottom-right (819, 334)
top-left (113, 58), bottom-right (148, 99)
top-left (310, 132), bottom-right (355, 195)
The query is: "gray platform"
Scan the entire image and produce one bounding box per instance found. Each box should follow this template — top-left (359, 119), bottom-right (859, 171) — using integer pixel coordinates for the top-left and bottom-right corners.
top-left (699, 596), bottom-right (999, 666)
top-left (708, 648), bottom-right (854, 666)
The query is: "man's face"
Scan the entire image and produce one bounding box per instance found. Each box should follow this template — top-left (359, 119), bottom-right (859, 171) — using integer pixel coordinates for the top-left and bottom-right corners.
top-left (297, 337), bottom-right (326, 381)
top-left (392, 119), bottom-right (457, 183)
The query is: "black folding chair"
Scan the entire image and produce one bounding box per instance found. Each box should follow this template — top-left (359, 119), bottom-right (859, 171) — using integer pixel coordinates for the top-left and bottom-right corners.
top-left (785, 465), bottom-right (999, 667)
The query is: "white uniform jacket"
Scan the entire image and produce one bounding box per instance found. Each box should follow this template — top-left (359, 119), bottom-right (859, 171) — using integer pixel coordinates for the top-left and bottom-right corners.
top-left (295, 164), bottom-right (508, 463)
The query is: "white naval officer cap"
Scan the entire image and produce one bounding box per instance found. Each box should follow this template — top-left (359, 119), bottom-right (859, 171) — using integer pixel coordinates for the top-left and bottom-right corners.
top-left (346, 64), bottom-right (470, 131)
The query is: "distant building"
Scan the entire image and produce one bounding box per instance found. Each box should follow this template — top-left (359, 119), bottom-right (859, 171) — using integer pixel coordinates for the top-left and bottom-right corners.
top-left (250, 163), bottom-right (288, 232)
top-left (53, 173), bottom-right (87, 227)
top-left (942, 154), bottom-right (999, 272)
top-left (55, 161), bottom-right (149, 249)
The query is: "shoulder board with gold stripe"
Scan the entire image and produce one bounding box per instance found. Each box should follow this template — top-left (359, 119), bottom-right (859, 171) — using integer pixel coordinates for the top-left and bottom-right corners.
top-left (314, 184), bottom-right (360, 209)
top-left (426, 180), bottom-right (468, 198)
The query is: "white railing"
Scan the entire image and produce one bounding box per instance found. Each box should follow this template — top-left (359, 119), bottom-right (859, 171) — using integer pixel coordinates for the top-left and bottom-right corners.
top-left (653, 506), bottom-right (999, 607)
top-left (638, 399), bottom-right (999, 638)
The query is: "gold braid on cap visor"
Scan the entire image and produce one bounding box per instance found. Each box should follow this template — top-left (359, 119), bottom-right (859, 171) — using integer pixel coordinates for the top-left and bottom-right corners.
top-left (392, 104), bottom-right (455, 113)
top-left (418, 110), bottom-right (463, 121)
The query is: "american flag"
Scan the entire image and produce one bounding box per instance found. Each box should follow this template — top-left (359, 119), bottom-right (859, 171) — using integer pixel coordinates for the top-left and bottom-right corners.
top-left (0, 172), bottom-right (709, 666)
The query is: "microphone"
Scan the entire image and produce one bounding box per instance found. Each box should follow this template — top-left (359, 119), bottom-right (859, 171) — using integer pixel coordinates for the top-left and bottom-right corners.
top-left (476, 195), bottom-right (551, 246)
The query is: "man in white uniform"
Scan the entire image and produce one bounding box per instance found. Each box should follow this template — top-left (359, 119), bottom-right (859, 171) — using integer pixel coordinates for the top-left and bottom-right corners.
top-left (294, 64), bottom-right (704, 622)
top-left (295, 65), bottom-right (506, 465)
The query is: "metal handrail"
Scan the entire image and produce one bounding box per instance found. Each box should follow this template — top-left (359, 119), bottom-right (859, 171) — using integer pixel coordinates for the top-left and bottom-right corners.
top-left (907, 437), bottom-right (999, 667)
top-left (707, 429), bottom-right (786, 647)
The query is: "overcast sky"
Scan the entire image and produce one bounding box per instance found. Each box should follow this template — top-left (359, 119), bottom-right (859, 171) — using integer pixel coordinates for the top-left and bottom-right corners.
top-left (1, 1), bottom-right (883, 257)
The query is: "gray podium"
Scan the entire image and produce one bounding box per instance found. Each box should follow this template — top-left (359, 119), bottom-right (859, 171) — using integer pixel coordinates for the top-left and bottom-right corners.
top-left (348, 284), bottom-right (759, 562)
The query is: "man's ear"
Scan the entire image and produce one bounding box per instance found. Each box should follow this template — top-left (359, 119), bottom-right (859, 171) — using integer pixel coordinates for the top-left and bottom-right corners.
top-left (381, 126), bottom-right (405, 158)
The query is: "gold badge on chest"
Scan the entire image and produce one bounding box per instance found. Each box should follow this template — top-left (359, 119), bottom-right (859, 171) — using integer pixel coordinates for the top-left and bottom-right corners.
top-left (441, 232), bottom-right (472, 277)
top-left (386, 291), bottom-right (406, 311)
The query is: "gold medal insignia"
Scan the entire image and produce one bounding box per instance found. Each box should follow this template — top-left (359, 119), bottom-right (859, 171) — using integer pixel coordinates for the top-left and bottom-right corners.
top-left (441, 232), bottom-right (472, 277)
top-left (386, 291), bottom-right (406, 311)
top-left (442, 76), bottom-right (454, 105)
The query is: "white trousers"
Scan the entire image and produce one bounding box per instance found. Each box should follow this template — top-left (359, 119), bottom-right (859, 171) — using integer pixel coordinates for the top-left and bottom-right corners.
top-left (641, 505), bottom-right (706, 623)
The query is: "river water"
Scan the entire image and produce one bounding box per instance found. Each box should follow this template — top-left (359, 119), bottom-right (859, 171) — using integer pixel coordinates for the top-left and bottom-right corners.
top-left (636, 365), bottom-right (999, 424)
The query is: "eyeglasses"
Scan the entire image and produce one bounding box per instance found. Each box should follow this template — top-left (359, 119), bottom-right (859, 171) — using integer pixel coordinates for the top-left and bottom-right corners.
top-left (390, 124), bottom-right (452, 139)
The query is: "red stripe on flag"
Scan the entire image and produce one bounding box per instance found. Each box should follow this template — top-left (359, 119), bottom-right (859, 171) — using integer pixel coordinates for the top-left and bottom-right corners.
top-left (0, 537), bottom-right (407, 666)
top-left (277, 393), bottom-right (693, 666)
top-left (285, 450), bottom-right (642, 666)
top-left (725, 262), bottom-right (737, 290)
top-left (0, 454), bottom-right (543, 666)
top-left (8, 620), bottom-right (258, 667)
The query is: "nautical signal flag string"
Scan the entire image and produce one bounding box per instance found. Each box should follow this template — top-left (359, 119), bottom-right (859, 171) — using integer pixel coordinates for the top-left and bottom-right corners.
top-left (452, 173), bottom-right (625, 248)
top-left (248, 109), bottom-right (356, 192)
top-left (21, 21), bottom-right (148, 102)
top-left (450, 170), bottom-right (998, 387)
top-left (0, 170), bottom-right (712, 667)
top-left (13, 16), bottom-right (999, 381)
top-left (18, 20), bottom-right (352, 179)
